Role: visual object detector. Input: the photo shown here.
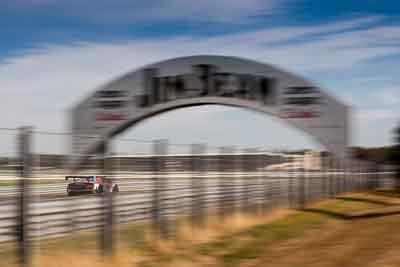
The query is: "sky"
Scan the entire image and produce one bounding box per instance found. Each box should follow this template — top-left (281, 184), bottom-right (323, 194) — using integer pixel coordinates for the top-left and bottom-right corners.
top-left (0, 0), bottom-right (400, 154)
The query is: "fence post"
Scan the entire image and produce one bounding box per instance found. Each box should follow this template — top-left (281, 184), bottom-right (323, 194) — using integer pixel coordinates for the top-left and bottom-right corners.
top-left (375, 163), bottom-right (380, 190)
top-left (343, 159), bottom-right (348, 194)
top-left (101, 136), bottom-right (114, 256)
top-left (354, 160), bottom-right (359, 192)
top-left (358, 161), bottom-right (362, 192)
top-left (152, 139), bottom-right (168, 240)
top-left (329, 156), bottom-right (334, 198)
top-left (349, 159), bottom-right (355, 192)
top-left (352, 160), bottom-right (355, 192)
top-left (17, 126), bottom-right (32, 267)
top-left (338, 159), bottom-right (343, 195)
top-left (289, 170), bottom-right (294, 207)
top-left (334, 157), bottom-right (338, 196)
top-left (217, 147), bottom-right (226, 220)
top-left (232, 148), bottom-right (238, 215)
top-left (225, 147), bottom-right (236, 216)
top-left (298, 172), bottom-right (306, 209)
top-left (369, 162), bottom-right (373, 190)
top-left (241, 149), bottom-right (250, 214)
top-left (190, 144), bottom-right (206, 228)
top-left (305, 160), bottom-right (310, 203)
top-left (257, 150), bottom-right (264, 214)
top-left (321, 156), bottom-right (327, 199)
top-left (262, 153), bottom-right (271, 212)
top-left (355, 160), bottom-right (359, 192)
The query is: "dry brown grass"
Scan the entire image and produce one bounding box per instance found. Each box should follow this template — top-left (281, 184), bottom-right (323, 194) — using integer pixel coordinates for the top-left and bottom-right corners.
top-left (29, 249), bottom-right (144, 267)
top-left (5, 192), bottom-right (400, 267)
top-left (2, 207), bottom-right (289, 267)
top-left (175, 208), bottom-right (294, 245)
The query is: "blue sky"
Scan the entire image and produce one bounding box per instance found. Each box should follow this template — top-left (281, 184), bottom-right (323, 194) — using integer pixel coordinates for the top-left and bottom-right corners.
top-left (0, 0), bottom-right (400, 154)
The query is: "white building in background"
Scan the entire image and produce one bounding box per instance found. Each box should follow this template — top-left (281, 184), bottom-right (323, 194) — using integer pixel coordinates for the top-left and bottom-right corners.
top-left (265, 150), bottom-right (323, 171)
top-left (303, 150), bottom-right (322, 171)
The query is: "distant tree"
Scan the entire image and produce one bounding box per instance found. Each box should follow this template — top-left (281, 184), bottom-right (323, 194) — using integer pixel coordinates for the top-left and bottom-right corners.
top-left (350, 146), bottom-right (399, 164)
top-left (388, 123), bottom-right (400, 187)
top-left (396, 124), bottom-right (400, 145)
top-left (395, 124), bottom-right (400, 186)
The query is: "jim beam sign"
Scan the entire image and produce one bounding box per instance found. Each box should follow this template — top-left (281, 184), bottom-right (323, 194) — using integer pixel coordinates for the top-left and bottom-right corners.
top-left (136, 65), bottom-right (277, 108)
top-left (71, 55), bottom-right (349, 167)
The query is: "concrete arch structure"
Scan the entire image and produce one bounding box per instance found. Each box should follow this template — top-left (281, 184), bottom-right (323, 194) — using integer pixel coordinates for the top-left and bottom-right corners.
top-left (71, 55), bottom-right (349, 168)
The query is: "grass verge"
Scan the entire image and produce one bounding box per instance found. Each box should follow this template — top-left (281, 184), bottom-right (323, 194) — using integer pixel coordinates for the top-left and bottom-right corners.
top-left (1, 191), bottom-right (399, 267)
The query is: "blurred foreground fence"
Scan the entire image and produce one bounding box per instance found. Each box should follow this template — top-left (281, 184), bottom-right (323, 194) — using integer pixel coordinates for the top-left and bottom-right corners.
top-left (0, 127), bottom-right (398, 265)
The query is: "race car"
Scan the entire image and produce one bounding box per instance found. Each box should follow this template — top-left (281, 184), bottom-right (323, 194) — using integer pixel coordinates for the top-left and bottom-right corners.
top-left (65, 176), bottom-right (119, 196)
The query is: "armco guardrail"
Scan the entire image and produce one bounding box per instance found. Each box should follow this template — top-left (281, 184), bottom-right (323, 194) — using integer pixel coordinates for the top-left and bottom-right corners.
top-left (0, 171), bottom-right (395, 197)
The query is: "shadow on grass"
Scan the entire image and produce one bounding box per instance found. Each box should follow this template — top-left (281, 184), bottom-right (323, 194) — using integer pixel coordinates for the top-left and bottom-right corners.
top-left (335, 196), bottom-right (394, 206)
top-left (301, 208), bottom-right (352, 220)
top-left (303, 193), bottom-right (400, 220)
top-left (372, 188), bottom-right (400, 198)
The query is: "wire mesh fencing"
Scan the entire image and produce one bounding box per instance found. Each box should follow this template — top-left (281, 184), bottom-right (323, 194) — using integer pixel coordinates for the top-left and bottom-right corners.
top-left (0, 128), bottom-right (398, 266)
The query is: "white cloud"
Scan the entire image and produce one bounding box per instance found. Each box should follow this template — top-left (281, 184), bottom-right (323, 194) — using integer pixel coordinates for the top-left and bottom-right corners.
top-left (181, 16), bottom-right (382, 50)
top-left (0, 16), bottom-right (399, 150)
top-left (3, 0), bottom-right (289, 23)
top-left (353, 107), bottom-right (400, 147)
top-left (340, 86), bottom-right (400, 147)
top-left (358, 108), bottom-right (399, 122)
top-left (375, 88), bottom-right (400, 106)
